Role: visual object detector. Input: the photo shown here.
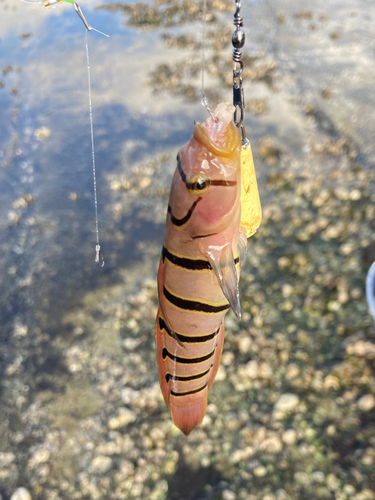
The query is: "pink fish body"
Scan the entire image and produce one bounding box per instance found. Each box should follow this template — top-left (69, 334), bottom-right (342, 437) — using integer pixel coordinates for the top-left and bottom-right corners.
top-left (155, 103), bottom-right (245, 435)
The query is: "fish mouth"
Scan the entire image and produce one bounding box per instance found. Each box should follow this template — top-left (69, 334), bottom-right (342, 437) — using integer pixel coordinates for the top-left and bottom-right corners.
top-left (193, 103), bottom-right (241, 159)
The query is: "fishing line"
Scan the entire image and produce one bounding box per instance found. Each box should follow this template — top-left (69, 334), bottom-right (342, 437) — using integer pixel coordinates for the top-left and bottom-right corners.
top-left (85, 30), bottom-right (104, 268)
top-left (21, 0), bottom-right (108, 267)
top-left (200, 0), bottom-right (213, 118)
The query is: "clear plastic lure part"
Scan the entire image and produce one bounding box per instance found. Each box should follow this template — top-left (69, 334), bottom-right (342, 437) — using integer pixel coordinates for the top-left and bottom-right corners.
top-left (44, 0), bottom-right (62, 7)
top-left (201, 243), bottom-right (242, 319)
top-left (20, 0), bottom-right (44, 4)
top-left (20, 0), bottom-right (65, 7)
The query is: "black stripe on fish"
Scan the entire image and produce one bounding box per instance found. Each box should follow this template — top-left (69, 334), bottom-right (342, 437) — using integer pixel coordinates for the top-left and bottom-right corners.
top-left (170, 383), bottom-right (208, 397)
top-left (177, 154), bottom-right (237, 189)
top-left (168, 198), bottom-right (201, 226)
top-left (162, 245), bottom-right (239, 269)
top-left (159, 316), bottom-right (220, 344)
top-left (177, 155), bottom-right (188, 184)
top-left (162, 246), bottom-right (212, 270)
top-left (210, 179), bottom-right (237, 187)
top-left (163, 286), bottom-right (230, 314)
top-left (165, 366), bottom-right (211, 383)
top-left (162, 347), bottom-right (215, 364)
top-left (191, 231), bottom-right (219, 240)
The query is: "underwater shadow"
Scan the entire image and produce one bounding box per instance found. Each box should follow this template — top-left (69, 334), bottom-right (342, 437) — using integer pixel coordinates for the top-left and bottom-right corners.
top-left (168, 450), bottom-right (224, 500)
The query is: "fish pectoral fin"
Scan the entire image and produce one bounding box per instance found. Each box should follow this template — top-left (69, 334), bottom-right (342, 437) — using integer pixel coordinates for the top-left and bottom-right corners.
top-left (204, 243), bottom-right (242, 319)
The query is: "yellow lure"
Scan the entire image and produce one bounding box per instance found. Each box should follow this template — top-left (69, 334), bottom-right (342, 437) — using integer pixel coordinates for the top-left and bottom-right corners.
top-left (240, 140), bottom-right (262, 238)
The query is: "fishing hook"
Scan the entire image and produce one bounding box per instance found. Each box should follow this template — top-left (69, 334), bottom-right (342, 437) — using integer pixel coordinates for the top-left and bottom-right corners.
top-left (21, 0), bottom-right (109, 36)
top-left (73, 2), bottom-right (109, 36)
top-left (73, 2), bottom-right (92, 32)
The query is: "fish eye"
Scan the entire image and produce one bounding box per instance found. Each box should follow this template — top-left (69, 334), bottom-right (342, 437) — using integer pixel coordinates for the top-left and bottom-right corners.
top-left (187, 173), bottom-right (210, 196)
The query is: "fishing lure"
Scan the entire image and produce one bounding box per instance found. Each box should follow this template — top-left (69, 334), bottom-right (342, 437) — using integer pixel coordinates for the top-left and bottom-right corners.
top-left (155, 103), bottom-right (244, 435)
top-left (155, 0), bottom-right (261, 435)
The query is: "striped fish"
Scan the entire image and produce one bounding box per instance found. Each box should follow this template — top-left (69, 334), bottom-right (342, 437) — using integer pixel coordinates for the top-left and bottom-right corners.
top-left (155, 103), bottom-right (246, 435)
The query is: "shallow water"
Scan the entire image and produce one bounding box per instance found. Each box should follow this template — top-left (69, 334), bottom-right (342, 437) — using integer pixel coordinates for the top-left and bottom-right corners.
top-left (1, 1), bottom-right (375, 499)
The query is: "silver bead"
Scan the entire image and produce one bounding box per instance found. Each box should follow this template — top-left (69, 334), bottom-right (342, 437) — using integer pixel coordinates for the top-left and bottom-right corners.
top-left (232, 28), bottom-right (245, 49)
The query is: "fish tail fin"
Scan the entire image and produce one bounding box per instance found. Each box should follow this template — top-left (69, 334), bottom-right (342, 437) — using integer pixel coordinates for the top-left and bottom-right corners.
top-left (170, 387), bottom-right (208, 436)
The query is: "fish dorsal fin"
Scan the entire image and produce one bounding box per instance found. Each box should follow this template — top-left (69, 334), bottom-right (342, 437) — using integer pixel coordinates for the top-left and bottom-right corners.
top-left (201, 243), bottom-right (242, 319)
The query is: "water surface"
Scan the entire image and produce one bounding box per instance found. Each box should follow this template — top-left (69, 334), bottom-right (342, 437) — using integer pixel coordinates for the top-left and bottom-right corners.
top-left (1, 1), bottom-right (375, 499)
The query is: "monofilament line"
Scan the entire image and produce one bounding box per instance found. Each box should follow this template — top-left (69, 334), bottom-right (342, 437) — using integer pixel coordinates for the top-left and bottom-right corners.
top-left (85, 30), bottom-right (104, 268)
top-left (200, 0), bottom-right (214, 119)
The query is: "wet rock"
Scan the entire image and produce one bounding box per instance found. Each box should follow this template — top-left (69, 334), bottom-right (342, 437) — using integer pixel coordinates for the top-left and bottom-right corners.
top-left (285, 364), bottom-right (300, 380)
top-left (248, 99), bottom-right (267, 115)
top-left (263, 495), bottom-right (276, 500)
top-left (10, 489), bottom-right (32, 500)
top-left (108, 409), bottom-right (136, 430)
top-left (237, 335), bottom-right (252, 354)
top-left (222, 490), bottom-right (236, 500)
top-left (343, 485), bottom-right (356, 496)
top-left (276, 490), bottom-right (288, 500)
top-left (89, 456), bottom-right (113, 475)
top-left (139, 176), bottom-right (152, 189)
top-left (294, 10), bottom-right (313, 19)
top-left (346, 341), bottom-right (375, 359)
top-left (323, 375), bottom-right (340, 390)
top-left (311, 471), bottom-right (325, 484)
top-left (34, 126), bottom-right (50, 140)
top-left (360, 490), bottom-right (375, 500)
top-left (258, 362), bottom-right (273, 379)
top-left (326, 425), bottom-right (336, 436)
top-left (69, 192), bottom-right (79, 201)
top-left (294, 471), bottom-right (310, 486)
top-left (274, 393), bottom-right (299, 412)
top-left (230, 446), bottom-right (255, 464)
top-left (12, 194), bottom-right (33, 209)
top-left (7, 210), bottom-right (21, 226)
top-left (0, 452), bottom-right (16, 470)
top-left (326, 473), bottom-right (340, 491)
top-left (13, 320), bottom-right (28, 337)
top-left (259, 434), bottom-right (283, 454)
top-left (357, 394), bottom-right (375, 412)
top-left (5, 355), bottom-right (23, 376)
top-left (258, 137), bottom-right (283, 165)
top-left (28, 447), bottom-right (51, 467)
top-left (282, 429), bottom-right (297, 445)
top-left (321, 88), bottom-right (333, 99)
top-left (253, 465), bottom-right (267, 477)
top-left (242, 360), bottom-right (258, 379)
